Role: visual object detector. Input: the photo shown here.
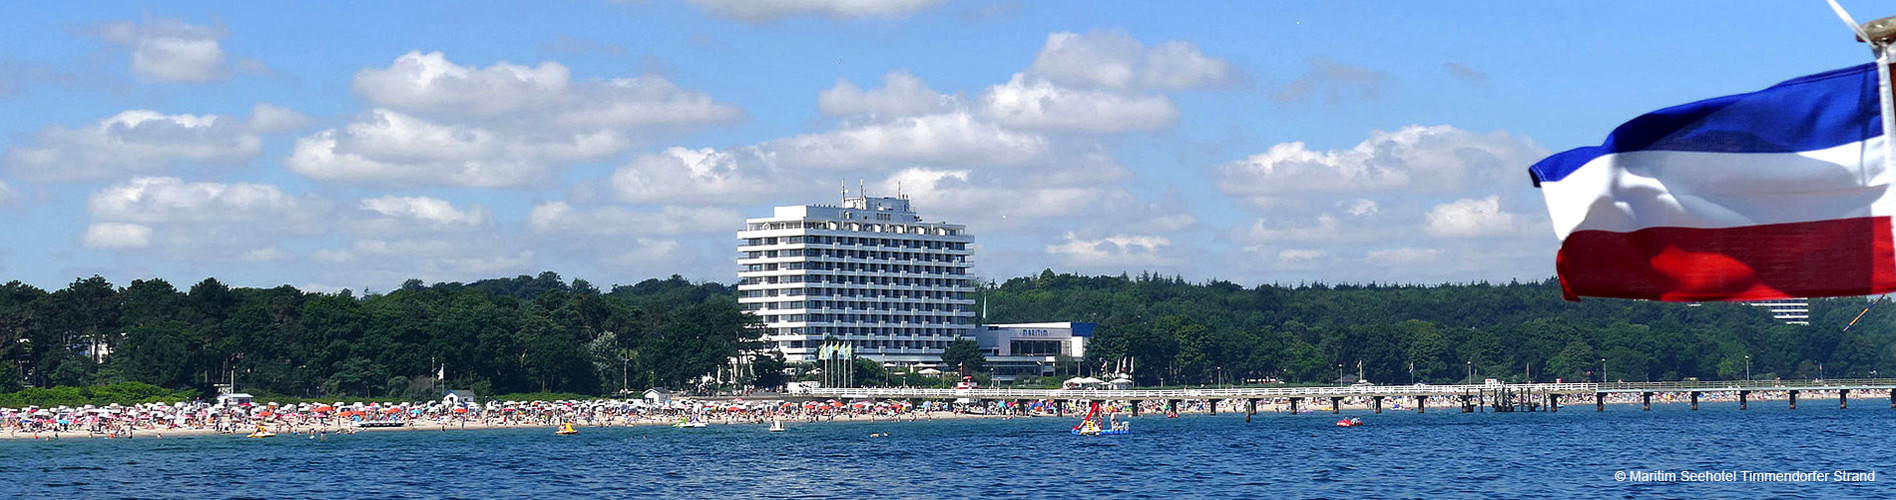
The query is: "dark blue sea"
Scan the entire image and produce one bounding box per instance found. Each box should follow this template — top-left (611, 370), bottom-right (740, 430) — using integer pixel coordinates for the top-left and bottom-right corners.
top-left (4, 402), bottom-right (1893, 499)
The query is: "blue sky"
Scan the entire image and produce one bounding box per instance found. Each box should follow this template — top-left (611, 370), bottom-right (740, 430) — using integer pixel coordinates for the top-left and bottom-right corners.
top-left (0, 0), bottom-right (1884, 292)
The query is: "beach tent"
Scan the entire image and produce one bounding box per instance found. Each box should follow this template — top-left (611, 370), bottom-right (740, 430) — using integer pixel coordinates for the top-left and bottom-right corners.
top-left (1062, 377), bottom-right (1106, 389)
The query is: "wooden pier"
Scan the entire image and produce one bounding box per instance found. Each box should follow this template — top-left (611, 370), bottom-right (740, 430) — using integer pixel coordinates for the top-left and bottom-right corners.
top-left (780, 378), bottom-right (1896, 417)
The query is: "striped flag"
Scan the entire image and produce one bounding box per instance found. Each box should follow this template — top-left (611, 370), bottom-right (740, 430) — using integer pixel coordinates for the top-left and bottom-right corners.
top-left (1530, 63), bottom-right (1894, 301)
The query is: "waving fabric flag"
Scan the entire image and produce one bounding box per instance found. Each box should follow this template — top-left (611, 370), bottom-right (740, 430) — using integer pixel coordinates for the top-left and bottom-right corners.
top-left (1530, 63), bottom-right (1892, 302)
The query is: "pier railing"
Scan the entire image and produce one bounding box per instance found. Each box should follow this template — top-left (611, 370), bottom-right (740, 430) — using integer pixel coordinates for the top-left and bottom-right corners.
top-left (797, 378), bottom-right (1896, 400)
top-left (804, 382), bottom-right (1600, 400)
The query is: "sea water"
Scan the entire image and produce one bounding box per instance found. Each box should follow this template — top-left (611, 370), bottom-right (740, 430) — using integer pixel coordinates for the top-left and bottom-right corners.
top-left (3, 402), bottom-right (1893, 499)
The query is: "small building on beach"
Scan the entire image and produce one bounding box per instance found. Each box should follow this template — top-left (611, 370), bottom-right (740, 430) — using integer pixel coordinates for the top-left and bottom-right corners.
top-left (442, 390), bottom-right (478, 406)
top-left (643, 388), bottom-right (674, 404)
top-left (217, 393), bottom-right (253, 406)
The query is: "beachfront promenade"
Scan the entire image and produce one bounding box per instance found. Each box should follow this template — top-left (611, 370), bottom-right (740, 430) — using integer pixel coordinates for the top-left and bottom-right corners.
top-left (789, 378), bottom-right (1896, 416)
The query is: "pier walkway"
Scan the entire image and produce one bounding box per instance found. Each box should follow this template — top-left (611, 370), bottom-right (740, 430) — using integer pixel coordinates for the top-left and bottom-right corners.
top-left (775, 378), bottom-right (1896, 416)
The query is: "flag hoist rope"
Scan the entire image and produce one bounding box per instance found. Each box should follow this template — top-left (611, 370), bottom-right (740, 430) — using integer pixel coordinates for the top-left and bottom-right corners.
top-left (1829, 0), bottom-right (1896, 194)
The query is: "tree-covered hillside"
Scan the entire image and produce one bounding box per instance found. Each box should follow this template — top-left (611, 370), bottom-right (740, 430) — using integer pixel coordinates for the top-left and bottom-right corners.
top-left (983, 271), bottom-right (1890, 386)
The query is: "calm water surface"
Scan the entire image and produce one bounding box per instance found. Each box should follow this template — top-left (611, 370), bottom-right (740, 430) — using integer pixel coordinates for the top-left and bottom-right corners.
top-left (4, 402), bottom-right (1894, 499)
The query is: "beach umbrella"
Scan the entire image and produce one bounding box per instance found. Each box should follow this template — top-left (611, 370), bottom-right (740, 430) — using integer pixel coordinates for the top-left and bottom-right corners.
top-left (452, 407), bottom-right (469, 414)
top-left (314, 405), bottom-right (335, 413)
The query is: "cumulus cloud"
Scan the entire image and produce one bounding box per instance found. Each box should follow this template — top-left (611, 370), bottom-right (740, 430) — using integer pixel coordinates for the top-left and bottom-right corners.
top-left (610, 146), bottom-right (785, 204)
top-left (528, 201), bottom-right (739, 235)
top-left (1366, 247), bottom-right (1443, 265)
top-left (819, 71), bottom-right (957, 118)
top-left (291, 51), bottom-right (742, 188)
top-left (356, 196), bottom-right (492, 234)
top-left (976, 74), bottom-right (1178, 133)
top-left (287, 109), bottom-right (621, 188)
top-left (1215, 125), bottom-right (1544, 203)
top-left (0, 179), bottom-right (15, 205)
top-left (1026, 31), bottom-right (1235, 91)
top-left (766, 112), bottom-right (1049, 169)
top-left (1275, 56), bottom-right (1387, 104)
top-left (82, 177), bottom-right (328, 262)
top-left (1424, 196), bottom-right (1520, 238)
top-left (687, 0), bottom-right (948, 22)
top-left (7, 105), bottom-right (304, 182)
top-left (92, 18), bottom-right (231, 83)
top-left (1045, 232), bottom-right (1178, 268)
top-left (311, 239), bottom-right (536, 285)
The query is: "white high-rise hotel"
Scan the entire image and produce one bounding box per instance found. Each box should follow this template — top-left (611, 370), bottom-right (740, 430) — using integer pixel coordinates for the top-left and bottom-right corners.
top-left (737, 193), bottom-right (975, 364)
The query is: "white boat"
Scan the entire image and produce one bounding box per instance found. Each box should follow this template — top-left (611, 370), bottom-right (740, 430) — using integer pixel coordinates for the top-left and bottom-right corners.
top-left (768, 418), bottom-right (785, 432)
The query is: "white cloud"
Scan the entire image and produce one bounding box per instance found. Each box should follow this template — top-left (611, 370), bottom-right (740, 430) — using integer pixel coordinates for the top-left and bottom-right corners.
top-left (976, 74), bottom-right (1177, 133)
top-left (1424, 196), bottom-right (1520, 238)
top-left (1366, 247), bottom-right (1443, 265)
top-left (767, 112), bottom-right (1049, 169)
top-left (292, 52), bottom-right (741, 188)
top-left (610, 146), bottom-right (784, 204)
top-left (0, 179), bottom-right (15, 204)
top-left (81, 223), bottom-right (152, 249)
top-left (357, 196), bottom-right (492, 233)
top-left (93, 18), bottom-right (229, 83)
top-left (605, 239), bottom-right (685, 266)
top-left (687, 0), bottom-right (947, 22)
top-left (1215, 125), bottom-right (1544, 203)
top-left (1278, 249), bottom-right (1330, 262)
top-left (351, 51), bottom-right (741, 127)
top-left (312, 238), bottom-right (536, 285)
top-left (1027, 31), bottom-right (1234, 91)
top-left (819, 71), bottom-right (957, 118)
top-left (237, 247), bottom-right (291, 263)
top-left (83, 177), bottom-right (329, 260)
top-left (7, 106), bottom-right (299, 182)
top-left (528, 201), bottom-right (739, 235)
top-left (1045, 232), bottom-right (1178, 268)
top-left (287, 109), bottom-right (620, 188)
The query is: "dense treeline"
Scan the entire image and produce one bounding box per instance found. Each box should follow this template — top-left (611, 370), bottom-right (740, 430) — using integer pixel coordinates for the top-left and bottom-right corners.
top-left (0, 272), bottom-right (765, 399)
top-left (5, 269), bottom-right (1892, 399)
top-left (985, 271), bottom-right (1895, 386)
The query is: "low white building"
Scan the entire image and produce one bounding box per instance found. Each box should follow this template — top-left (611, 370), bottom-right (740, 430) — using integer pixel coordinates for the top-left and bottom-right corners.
top-left (975, 322), bottom-right (1095, 383)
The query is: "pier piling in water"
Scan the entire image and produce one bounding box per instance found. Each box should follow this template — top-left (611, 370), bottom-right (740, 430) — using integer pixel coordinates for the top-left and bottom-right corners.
top-left (1329, 397), bottom-right (1342, 414)
top-left (1690, 392), bottom-right (1698, 410)
top-left (1596, 393), bottom-right (1605, 412)
top-left (1642, 392), bottom-right (1652, 411)
top-left (1789, 390), bottom-right (1799, 410)
top-left (1209, 399), bottom-right (1219, 415)
top-left (1245, 399), bottom-right (1256, 422)
top-left (1740, 391), bottom-right (1749, 410)
top-left (1289, 397), bottom-right (1300, 415)
top-left (1372, 396), bottom-right (1383, 413)
top-left (1548, 394), bottom-right (1558, 412)
top-left (1840, 389), bottom-right (1848, 409)
top-left (1416, 395), bottom-right (1425, 413)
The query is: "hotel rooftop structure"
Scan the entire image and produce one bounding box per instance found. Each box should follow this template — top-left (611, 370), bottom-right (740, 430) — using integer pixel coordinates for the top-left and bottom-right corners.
top-left (738, 193), bottom-right (975, 364)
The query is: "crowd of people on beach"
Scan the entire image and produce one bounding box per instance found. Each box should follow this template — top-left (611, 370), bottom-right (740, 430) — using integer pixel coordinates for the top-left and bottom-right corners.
top-left (2, 388), bottom-right (1867, 440)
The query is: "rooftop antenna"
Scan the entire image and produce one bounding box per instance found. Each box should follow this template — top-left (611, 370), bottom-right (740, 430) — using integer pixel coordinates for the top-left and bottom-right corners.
top-left (841, 180), bottom-right (848, 202)
top-left (858, 178), bottom-right (865, 198)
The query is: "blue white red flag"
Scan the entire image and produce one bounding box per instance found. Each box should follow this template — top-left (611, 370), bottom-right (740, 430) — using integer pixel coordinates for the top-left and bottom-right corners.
top-left (1530, 63), bottom-right (1892, 301)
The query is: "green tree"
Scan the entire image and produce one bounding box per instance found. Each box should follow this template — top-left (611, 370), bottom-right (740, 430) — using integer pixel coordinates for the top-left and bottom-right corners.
top-left (941, 339), bottom-right (986, 374)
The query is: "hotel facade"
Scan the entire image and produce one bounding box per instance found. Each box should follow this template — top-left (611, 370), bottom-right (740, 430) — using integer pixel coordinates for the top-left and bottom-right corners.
top-left (737, 194), bottom-right (976, 365)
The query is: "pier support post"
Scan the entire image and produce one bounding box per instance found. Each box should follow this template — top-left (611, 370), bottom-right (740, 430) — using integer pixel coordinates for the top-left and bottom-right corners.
top-left (1166, 399), bottom-right (1179, 415)
top-left (1739, 391), bottom-right (1749, 410)
top-left (1130, 400), bottom-right (1140, 417)
top-left (1416, 395), bottom-right (1425, 413)
top-left (1329, 397), bottom-right (1342, 414)
top-left (1642, 392), bottom-right (1652, 411)
top-left (1840, 389), bottom-right (1849, 409)
top-left (1789, 390), bottom-right (1798, 410)
top-left (1289, 397), bottom-right (1300, 415)
top-left (1245, 399), bottom-right (1256, 423)
top-left (1596, 392), bottom-right (1605, 412)
top-left (1055, 400), bottom-right (1065, 416)
top-left (1690, 392), bottom-right (1698, 411)
top-left (1890, 389), bottom-right (1895, 409)
top-left (1548, 394), bottom-right (1558, 412)
top-left (1372, 396), bottom-right (1383, 413)
top-left (1460, 395), bottom-right (1474, 413)
top-left (1209, 399), bottom-right (1219, 416)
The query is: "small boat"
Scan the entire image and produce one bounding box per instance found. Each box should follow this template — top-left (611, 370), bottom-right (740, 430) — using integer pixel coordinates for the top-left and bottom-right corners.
top-left (555, 422), bottom-right (578, 435)
top-left (768, 418), bottom-right (785, 432)
top-left (1335, 417), bottom-right (1364, 427)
